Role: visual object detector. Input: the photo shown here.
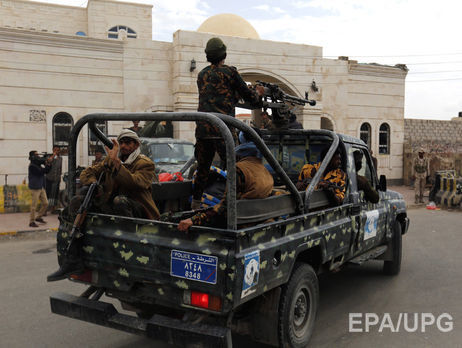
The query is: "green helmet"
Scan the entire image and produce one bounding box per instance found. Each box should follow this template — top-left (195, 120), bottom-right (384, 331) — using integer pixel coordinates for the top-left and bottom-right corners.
top-left (205, 37), bottom-right (226, 61)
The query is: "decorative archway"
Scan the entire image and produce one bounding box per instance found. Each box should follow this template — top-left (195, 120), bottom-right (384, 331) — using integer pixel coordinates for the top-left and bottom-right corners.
top-left (240, 69), bottom-right (307, 128)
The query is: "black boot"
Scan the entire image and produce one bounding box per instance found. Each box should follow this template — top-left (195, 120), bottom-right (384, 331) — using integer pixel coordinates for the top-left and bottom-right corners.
top-left (47, 240), bottom-right (84, 282)
top-left (47, 259), bottom-right (84, 282)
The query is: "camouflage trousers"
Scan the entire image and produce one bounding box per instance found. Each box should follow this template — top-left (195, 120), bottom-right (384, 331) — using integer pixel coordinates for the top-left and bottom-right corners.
top-left (68, 189), bottom-right (146, 220)
top-left (192, 137), bottom-right (234, 200)
top-left (414, 174), bottom-right (426, 203)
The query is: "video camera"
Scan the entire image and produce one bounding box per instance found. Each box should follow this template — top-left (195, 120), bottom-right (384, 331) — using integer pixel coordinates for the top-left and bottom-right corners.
top-left (30, 152), bottom-right (52, 165)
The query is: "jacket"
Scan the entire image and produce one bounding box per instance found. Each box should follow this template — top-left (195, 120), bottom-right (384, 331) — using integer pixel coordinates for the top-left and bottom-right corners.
top-left (196, 64), bottom-right (261, 139)
top-left (80, 154), bottom-right (160, 220)
top-left (192, 156), bottom-right (273, 226)
top-left (28, 162), bottom-right (51, 190)
top-left (298, 162), bottom-right (347, 203)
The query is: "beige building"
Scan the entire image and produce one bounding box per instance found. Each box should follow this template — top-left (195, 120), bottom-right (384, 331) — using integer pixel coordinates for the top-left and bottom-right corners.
top-left (0, 0), bottom-right (407, 186)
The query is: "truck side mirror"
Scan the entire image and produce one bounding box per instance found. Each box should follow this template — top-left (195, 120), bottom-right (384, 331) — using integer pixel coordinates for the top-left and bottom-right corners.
top-left (379, 175), bottom-right (387, 192)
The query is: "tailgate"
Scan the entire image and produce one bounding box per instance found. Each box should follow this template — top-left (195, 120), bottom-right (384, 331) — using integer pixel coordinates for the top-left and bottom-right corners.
top-left (57, 213), bottom-right (237, 312)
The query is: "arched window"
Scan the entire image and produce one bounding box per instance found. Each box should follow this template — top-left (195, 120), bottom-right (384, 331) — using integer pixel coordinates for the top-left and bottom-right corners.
top-left (360, 122), bottom-right (371, 148)
top-left (88, 121), bottom-right (107, 155)
top-left (52, 112), bottom-right (73, 154)
top-left (107, 25), bottom-right (137, 39)
top-left (379, 123), bottom-right (390, 154)
top-left (75, 31), bottom-right (86, 36)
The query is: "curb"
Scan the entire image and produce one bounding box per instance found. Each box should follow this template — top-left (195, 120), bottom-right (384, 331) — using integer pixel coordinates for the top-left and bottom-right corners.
top-left (407, 203), bottom-right (425, 209)
top-left (0, 227), bottom-right (58, 237)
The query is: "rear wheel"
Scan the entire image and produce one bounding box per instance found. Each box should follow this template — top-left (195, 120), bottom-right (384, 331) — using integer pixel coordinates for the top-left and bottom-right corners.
top-left (383, 221), bottom-right (402, 275)
top-left (278, 263), bottom-right (319, 348)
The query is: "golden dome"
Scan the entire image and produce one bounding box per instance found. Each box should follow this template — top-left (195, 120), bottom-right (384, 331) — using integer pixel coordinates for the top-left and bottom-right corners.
top-left (197, 13), bottom-right (260, 39)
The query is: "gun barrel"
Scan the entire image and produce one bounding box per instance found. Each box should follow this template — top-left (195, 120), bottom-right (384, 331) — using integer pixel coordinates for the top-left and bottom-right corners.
top-left (283, 93), bottom-right (310, 105)
top-left (258, 80), bottom-right (316, 106)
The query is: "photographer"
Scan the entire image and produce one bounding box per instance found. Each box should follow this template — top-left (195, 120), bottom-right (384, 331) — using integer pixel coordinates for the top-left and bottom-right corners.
top-left (28, 150), bottom-right (53, 227)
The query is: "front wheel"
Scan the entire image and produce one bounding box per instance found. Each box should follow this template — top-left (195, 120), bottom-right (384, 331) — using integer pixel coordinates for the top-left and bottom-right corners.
top-left (383, 221), bottom-right (402, 275)
top-left (278, 263), bottom-right (319, 348)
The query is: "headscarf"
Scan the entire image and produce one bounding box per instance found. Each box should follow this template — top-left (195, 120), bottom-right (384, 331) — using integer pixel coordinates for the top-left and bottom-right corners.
top-left (117, 129), bottom-right (140, 144)
top-left (117, 129), bottom-right (141, 165)
top-left (235, 131), bottom-right (262, 159)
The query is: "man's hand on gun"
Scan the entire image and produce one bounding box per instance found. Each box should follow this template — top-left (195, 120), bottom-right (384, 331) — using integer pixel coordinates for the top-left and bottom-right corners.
top-left (106, 139), bottom-right (121, 170)
top-left (178, 218), bottom-right (193, 232)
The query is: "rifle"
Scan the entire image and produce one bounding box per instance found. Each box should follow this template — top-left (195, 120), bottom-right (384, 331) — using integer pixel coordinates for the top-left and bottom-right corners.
top-left (48, 170), bottom-right (105, 281)
top-left (238, 81), bottom-right (316, 128)
top-left (64, 172), bottom-right (104, 255)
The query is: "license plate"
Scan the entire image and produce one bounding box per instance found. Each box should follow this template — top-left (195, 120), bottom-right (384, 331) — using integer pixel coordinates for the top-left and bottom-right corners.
top-left (170, 250), bottom-right (218, 284)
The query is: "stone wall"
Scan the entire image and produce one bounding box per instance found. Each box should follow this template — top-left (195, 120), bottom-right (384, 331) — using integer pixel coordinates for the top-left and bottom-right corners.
top-left (0, 0), bottom-right (152, 40)
top-left (0, 27), bottom-right (125, 184)
top-left (0, 0), bottom-right (87, 36)
top-left (345, 62), bottom-right (407, 182)
top-left (87, 0), bottom-right (152, 40)
top-left (403, 118), bottom-right (462, 185)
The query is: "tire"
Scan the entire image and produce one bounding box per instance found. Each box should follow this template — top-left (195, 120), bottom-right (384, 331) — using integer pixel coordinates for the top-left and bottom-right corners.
top-left (278, 263), bottom-right (319, 348)
top-left (383, 221), bottom-right (402, 275)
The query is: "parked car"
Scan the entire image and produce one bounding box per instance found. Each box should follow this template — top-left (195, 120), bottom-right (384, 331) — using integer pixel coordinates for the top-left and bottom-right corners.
top-left (139, 137), bottom-right (194, 175)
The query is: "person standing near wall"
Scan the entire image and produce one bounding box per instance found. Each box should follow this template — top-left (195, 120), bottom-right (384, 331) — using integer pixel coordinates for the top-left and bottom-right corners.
top-left (28, 151), bottom-right (52, 227)
top-left (45, 146), bottom-right (62, 214)
top-left (412, 147), bottom-right (429, 204)
top-left (192, 37), bottom-right (264, 209)
top-left (92, 148), bottom-right (105, 166)
top-left (128, 120), bottom-right (143, 135)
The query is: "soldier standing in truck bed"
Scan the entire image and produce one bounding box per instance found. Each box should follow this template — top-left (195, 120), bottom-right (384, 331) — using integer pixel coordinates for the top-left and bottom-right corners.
top-left (191, 37), bottom-right (265, 209)
top-left (412, 147), bottom-right (429, 204)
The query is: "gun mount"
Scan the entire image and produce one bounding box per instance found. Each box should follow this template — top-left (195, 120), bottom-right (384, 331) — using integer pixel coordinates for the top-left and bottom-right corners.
top-left (258, 81), bottom-right (316, 128)
top-left (238, 81), bottom-right (316, 129)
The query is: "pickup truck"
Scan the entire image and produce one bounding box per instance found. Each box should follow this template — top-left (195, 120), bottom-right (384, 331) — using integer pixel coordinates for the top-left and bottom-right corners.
top-left (50, 112), bottom-right (409, 348)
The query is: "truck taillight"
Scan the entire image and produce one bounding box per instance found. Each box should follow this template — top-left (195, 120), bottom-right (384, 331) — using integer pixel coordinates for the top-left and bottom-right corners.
top-left (70, 270), bottom-right (93, 283)
top-left (185, 291), bottom-right (222, 311)
top-left (191, 292), bottom-right (208, 308)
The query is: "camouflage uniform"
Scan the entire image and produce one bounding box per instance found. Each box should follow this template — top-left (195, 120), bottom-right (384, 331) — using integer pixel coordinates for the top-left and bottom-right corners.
top-left (192, 157), bottom-right (273, 227)
top-left (298, 162), bottom-right (347, 204)
top-left (193, 64), bottom-right (261, 200)
top-left (413, 151), bottom-right (429, 203)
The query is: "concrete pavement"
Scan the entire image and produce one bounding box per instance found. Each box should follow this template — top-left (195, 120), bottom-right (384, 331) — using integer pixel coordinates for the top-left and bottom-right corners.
top-left (0, 212), bottom-right (59, 236)
top-left (388, 184), bottom-right (428, 209)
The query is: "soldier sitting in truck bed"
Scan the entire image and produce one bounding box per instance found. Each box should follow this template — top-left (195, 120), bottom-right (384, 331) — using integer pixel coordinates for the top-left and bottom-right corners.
top-left (47, 129), bottom-right (160, 282)
top-left (296, 147), bottom-right (347, 205)
top-left (178, 132), bottom-right (273, 231)
top-left (80, 129), bottom-right (160, 219)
